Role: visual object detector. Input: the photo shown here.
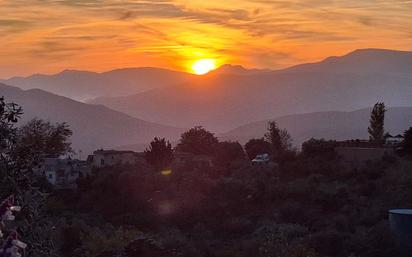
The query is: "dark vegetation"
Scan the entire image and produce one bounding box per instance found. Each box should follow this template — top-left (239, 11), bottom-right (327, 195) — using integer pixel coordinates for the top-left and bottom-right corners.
top-left (2, 98), bottom-right (412, 257)
top-left (175, 126), bottom-right (219, 155)
top-left (144, 137), bottom-right (174, 170)
top-left (368, 102), bottom-right (386, 144)
top-left (0, 97), bottom-right (72, 257)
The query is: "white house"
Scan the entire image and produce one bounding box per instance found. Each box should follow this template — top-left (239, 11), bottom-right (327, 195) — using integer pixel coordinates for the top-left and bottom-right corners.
top-left (40, 158), bottom-right (88, 189)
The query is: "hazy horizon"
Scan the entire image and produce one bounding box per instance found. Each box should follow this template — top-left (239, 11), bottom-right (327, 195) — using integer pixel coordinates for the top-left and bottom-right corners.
top-left (1, 47), bottom-right (411, 80)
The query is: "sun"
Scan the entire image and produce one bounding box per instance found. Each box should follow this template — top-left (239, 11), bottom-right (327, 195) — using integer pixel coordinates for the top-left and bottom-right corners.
top-left (191, 59), bottom-right (216, 75)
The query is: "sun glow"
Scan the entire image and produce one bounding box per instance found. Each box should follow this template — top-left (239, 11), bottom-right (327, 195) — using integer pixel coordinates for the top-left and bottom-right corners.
top-left (191, 59), bottom-right (216, 75)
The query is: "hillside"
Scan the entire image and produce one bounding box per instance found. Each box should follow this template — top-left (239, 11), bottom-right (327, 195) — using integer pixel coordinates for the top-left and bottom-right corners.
top-left (0, 83), bottom-right (184, 154)
top-left (220, 107), bottom-right (412, 147)
top-left (2, 68), bottom-right (194, 101)
top-left (283, 48), bottom-right (412, 75)
top-left (89, 49), bottom-right (412, 131)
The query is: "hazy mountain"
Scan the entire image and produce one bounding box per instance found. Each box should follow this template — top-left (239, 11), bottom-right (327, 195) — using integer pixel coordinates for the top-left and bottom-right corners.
top-left (89, 49), bottom-right (412, 132)
top-left (211, 64), bottom-right (271, 76)
top-left (1, 68), bottom-right (194, 101)
top-left (220, 107), bottom-right (412, 147)
top-left (283, 48), bottom-right (412, 75)
top-left (0, 83), bottom-right (184, 154)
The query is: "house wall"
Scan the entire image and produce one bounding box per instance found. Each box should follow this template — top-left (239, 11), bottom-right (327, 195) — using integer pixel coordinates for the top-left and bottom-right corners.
top-left (41, 158), bottom-right (84, 189)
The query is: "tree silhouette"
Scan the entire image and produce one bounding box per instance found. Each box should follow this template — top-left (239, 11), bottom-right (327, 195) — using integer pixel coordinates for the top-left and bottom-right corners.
top-left (214, 141), bottom-right (245, 167)
top-left (175, 126), bottom-right (218, 155)
top-left (12, 119), bottom-right (72, 169)
top-left (402, 127), bottom-right (412, 153)
top-left (244, 138), bottom-right (272, 160)
top-left (368, 102), bottom-right (386, 144)
top-left (144, 137), bottom-right (173, 170)
top-left (265, 121), bottom-right (292, 161)
top-left (0, 97), bottom-right (58, 256)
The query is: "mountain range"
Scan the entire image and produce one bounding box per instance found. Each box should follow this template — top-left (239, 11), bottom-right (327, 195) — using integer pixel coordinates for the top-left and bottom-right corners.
top-left (1, 48), bottom-right (412, 154)
top-left (88, 49), bottom-right (412, 132)
top-left (1, 68), bottom-right (194, 101)
top-left (220, 107), bottom-right (412, 147)
top-left (0, 83), bottom-right (184, 154)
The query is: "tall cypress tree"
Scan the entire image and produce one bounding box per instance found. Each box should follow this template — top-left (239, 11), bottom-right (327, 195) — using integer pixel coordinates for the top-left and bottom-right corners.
top-left (368, 102), bottom-right (386, 144)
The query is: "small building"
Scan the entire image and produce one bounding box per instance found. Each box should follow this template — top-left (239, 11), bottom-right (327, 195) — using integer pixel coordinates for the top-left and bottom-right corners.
top-left (90, 150), bottom-right (141, 168)
top-left (40, 158), bottom-right (88, 189)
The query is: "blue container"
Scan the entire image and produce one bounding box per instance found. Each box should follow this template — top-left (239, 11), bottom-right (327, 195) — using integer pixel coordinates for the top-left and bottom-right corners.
top-left (389, 209), bottom-right (412, 253)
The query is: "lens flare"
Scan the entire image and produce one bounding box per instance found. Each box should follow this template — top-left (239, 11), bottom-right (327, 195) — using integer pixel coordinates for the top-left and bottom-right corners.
top-left (161, 169), bottom-right (172, 176)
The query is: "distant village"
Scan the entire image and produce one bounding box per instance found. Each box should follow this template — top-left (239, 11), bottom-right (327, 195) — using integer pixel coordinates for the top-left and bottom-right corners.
top-left (38, 149), bottom-right (215, 189)
top-left (39, 133), bottom-right (404, 190)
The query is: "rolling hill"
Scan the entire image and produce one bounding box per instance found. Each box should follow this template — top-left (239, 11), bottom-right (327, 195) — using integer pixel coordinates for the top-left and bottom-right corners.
top-left (0, 83), bottom-right (184, 154)
top-left (1, 68), bottom-right (194, 101)
top-left (89, 49), bottom-right (412, 132)
top-left (220, 107), bottom-right (412, 147)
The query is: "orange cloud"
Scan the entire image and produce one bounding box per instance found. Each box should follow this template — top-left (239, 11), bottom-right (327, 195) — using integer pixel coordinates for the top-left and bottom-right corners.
top-left (0, 0), bottom-right (411, 77)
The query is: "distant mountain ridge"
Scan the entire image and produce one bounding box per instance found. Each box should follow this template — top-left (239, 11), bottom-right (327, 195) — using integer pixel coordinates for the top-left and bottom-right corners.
top-left (1, 67), bottom-right (195, 101)
top-left (220, 107), bottom-right (412, 147)
top-left (0, 83), bottom-right (184, 154)
top-left (89, 49), bottom-right (412, 131)
top-left (282, 48), bottom-right (412, 75)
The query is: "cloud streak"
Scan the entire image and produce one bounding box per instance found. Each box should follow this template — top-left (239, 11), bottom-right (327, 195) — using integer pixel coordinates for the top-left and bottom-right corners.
top-left (0, 0), bottom-right (411, 77)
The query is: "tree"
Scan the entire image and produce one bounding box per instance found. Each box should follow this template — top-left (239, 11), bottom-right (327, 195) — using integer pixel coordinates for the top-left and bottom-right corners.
top-left (301, 138), bottom-right (337, 158)
top-left (0, 98), bottom-right (58, 256)
top-left (368, 102), bottom-right (386, 144)
top-left (0, 97), bottom-right (22, 157)
top-left (213, 141), bottom-right (246, 167)
top-left (244, 138), bottom-right (272, 160)
top-left (265, 121), bottom-right (293, 161)
top-left (12, 119), bottom-right (72, 169)
top-left (144, 137), bottom-right (174, 170)
top-left (402, 127), bottom-right (412, 153)
top-left (175, 126), bottom-right (219, 155)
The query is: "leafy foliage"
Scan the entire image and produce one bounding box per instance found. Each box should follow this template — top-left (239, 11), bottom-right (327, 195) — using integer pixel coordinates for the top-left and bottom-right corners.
top-left (265, 121), bottom-right (294, 162)
top-left (213, 141), bottom-right (246, 167)
top-left (302, 138), bottom-right (337, 158)
top-left (368, 102), bottom-right (386, 144)
top-left (144, 137), bottom-right (173, 170)
top-left (69, 152), bottom-right (411, 257)
top-left (0, 98), bottom-right (71, 257)
top-left (12, 119), bottom-right (72, 169)
top-left (0, 97), bottom-right (22, 157)
top-left (402, 127), bottom-right (412, 153)
top-left (244, 138), bottom-right (272, 160)
top-left (175, 126), bottom-right (218, 155)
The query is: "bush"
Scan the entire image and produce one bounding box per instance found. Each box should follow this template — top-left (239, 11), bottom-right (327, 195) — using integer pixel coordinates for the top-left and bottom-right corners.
top-left (213, 141), bottom-right (246, 167)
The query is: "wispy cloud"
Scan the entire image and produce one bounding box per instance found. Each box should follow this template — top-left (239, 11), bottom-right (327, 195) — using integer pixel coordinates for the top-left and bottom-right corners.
top-left (0, 0), bottom-right (411, 77)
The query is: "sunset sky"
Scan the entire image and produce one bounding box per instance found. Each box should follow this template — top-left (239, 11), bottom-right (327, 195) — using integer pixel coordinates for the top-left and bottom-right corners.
top-left (0, 0), bottom-right (412, 78)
